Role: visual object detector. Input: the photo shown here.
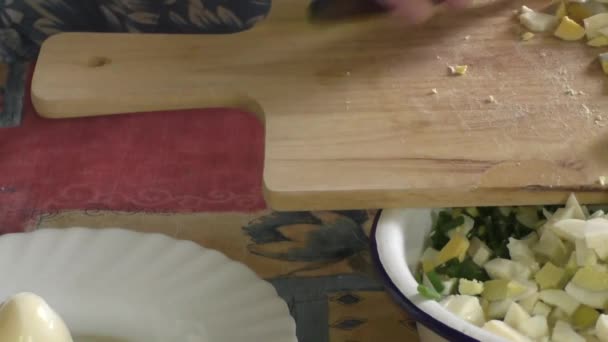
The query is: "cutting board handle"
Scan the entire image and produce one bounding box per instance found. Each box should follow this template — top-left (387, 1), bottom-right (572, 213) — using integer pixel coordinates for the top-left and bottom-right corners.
top-left (31, 33), bottom-right (270, 119)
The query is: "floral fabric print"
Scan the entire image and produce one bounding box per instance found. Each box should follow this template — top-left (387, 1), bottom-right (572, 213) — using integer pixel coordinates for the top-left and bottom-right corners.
top-left (0, 0), bottom-right (272, 62)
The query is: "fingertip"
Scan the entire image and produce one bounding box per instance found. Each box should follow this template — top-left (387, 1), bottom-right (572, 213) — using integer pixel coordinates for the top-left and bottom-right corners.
top-left (445, 0), bottom-right (472, 9)
top-left (391, 0), bottom-right (435, 24)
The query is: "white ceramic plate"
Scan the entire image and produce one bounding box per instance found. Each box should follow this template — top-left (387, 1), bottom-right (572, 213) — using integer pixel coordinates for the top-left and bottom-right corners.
top-left (0, 228), bottom-right (297, 342)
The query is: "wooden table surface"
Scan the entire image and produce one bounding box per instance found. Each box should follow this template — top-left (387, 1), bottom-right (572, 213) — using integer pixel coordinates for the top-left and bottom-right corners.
top-left (32, 209), bottom-right (419, 342)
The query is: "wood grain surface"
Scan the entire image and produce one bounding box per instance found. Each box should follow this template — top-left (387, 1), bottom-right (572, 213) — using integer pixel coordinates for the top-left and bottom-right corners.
top-left (31, 0), bottom-right (608, 210)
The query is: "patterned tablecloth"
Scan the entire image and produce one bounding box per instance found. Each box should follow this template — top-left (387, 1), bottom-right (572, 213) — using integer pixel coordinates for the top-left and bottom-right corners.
top-left (0, 64), bottom-right (421, 342)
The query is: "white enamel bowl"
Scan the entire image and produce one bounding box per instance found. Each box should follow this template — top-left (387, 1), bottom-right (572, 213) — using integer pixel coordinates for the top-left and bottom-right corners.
top-left (370, 208), bottom-right (509, 342)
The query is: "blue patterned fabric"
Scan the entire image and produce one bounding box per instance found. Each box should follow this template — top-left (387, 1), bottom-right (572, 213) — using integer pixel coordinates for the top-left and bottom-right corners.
top-left (0, 0), bottom-right (272, 62)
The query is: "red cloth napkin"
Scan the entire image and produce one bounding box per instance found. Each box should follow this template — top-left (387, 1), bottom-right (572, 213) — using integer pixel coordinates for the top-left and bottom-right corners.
top-left (0, 79), bottom-right (266, 232)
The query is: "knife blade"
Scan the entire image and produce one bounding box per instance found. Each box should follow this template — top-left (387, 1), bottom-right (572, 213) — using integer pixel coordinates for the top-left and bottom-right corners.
top-left (308, 0), bottom-right (446, 22)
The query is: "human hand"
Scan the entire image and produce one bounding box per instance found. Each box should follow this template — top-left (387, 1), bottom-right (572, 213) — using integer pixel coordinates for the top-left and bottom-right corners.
top-left (381, 0), bottom-right (472, 23)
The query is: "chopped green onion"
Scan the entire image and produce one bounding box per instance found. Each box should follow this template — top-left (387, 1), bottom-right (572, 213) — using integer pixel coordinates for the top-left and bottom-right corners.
top-left (426, 271), bottom-right (445, 293)
top-left (417, 284), bottom-right (442, 300)
top-left (430, 212), bottom-right (465, 250)
top-left (465, 207), bottom-right (480, 217)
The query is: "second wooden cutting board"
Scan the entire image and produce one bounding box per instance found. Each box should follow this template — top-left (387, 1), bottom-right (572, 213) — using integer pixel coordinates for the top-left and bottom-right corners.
top-left (31, 0), bottom-right (608, 211)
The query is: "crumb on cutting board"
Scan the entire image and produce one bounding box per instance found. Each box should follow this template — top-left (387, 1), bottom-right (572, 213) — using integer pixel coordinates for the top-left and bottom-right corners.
top-left (448, 65), bottom-right (468, 76)
top-left (564, 86), bottom-right (583, 96)
top-left (521, 32), bottom-right (535, 41)
top-left (582, 104), bottom-right (592, 115)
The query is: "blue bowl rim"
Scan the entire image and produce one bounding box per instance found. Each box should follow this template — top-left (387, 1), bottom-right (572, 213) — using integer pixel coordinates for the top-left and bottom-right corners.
top-left (369, 209), bottom-right (480, 342)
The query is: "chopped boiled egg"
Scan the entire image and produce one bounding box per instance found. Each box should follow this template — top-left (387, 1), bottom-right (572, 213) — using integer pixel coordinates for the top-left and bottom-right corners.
top-left (508, 238), bottom-right (537, 265)
top-left (584, 218), bottom-right (608, 260)
top-left (548, 307), bottom-right (571, 327)
top-left (484, 258), bottom-right (532, 281)
top-left (576, 238), bottom-right (598, 266)
top-left (488, 299), bottom-right (515, 319)
top-left (435, 233), bottom-right (470, 267)
top-left (591, 209), bottom-right (606, 218)
top-left (440, 278), bottom-right (458, 296)
top-left (532, 301), bottom-right (552, 317)
top-left (440, 295), bottom-right (485, 327)
top-left (551, 219), bottom-right (586, 243)
top-left (522, 232), bottom-right (540, 247)
top-left (447, 215), bottom-right (475, 239)
top-left (519, 8), bottom-right (559, 32)
top-left (483, 279), bottom-right (528, 301)
top-left (420, 247), bottom-right (439, 273)
top-left (600, 52), bottom-right (608, 75)
top-left (565, 251), bottom-right (579, 277)
top-left (504, 301), bottom-right (530, 330)
top-left (571, 266), bottom-right (608, 290)
top-left (533, 230), bottom-right (569, 265)
top-left (518, 292), bottom-right (540, 314)
top-left (535, 262), bottom-right (567, 289)
top-left (499, 206), bottom-right (513, 217)
top-left (583, 333), bottom-right (601, 342)
top-left (459, 278), bottom-right (484, 296)
top-left (555, 1), bottom-right (567, 19)
top-left (468, 237), bottom-right (492, 266)
top-left (584, 13), bottom-right (608, 39)
top-left (567, 1), bottom-right (608, 22)
top-left (550, 206), bottom-right (579, 224)
top-left (588, 35), bottom-right (608, 46)
top-left (516, 207), bottom-right (541, 230)
top-left (520, 5), bottom-right (533, 14)
top-left (518, 315), bottom-right (549, 339)
top-left (552, 320), bottom-right (585, 342)
top-left (448, 65), bottom-right (468, 76)
top-left (565, 279), bottom-right (608, 309)
top-left (596, 314), bottom-right (608, 342)
top-left (539, 289), bottom-right (581, 315)
top-left (464, 207), bottom-right (479, 217)
top-left (483, 320), bottom-right (533, 342)
top-left (554, 16), bottom-right (586, 41)
top-left (566, 193), bottom-right (587, 220)
top-left (521, 32), bottom-right (535, 41)
top-left (595, 264), bottom-right (608, 272)
top-left (572, 304), bottom-right (600, 330)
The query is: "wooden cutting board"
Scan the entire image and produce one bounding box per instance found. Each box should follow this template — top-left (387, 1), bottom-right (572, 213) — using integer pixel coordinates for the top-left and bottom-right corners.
top-left (31, 0), bottom-right (608, 211)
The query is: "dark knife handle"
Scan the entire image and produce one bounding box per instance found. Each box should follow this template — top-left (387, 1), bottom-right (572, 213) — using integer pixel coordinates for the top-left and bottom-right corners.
top-left (309, 0), bottom-right (446, 21)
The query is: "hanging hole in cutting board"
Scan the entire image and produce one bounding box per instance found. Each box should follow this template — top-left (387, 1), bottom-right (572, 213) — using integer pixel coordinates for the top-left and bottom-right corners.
top-left (87, 57), bottom-right (112, 68)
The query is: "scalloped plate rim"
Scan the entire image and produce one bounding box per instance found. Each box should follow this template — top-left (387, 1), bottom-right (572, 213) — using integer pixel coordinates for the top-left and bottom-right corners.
top-left (0, 227), bottom-right (298, 342)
